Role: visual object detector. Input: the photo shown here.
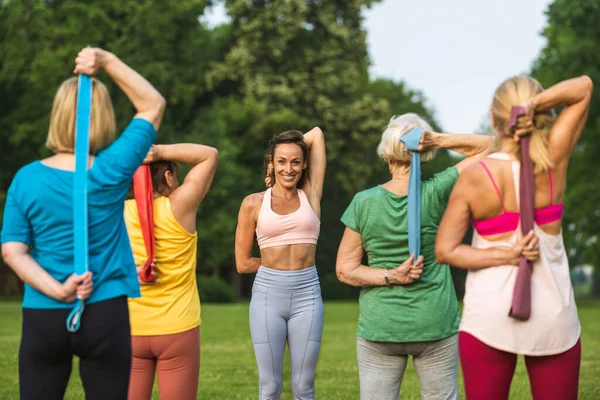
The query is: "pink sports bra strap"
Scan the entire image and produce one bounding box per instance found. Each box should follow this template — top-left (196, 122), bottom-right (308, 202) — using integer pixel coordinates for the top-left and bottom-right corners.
top-left (548, 169), bottom-right (554, 205)
top-left (479, 161), bottom-right (506, 211)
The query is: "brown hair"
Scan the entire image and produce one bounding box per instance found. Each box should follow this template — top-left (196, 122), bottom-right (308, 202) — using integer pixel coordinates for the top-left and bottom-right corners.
top-left (265, 130), bottom-right (309, 188)
top-left (46, 77), bottom-right (116, 154)
top-left (150, 160), bottom-right (178, 195)
top-left (491, 76), bottom-right (555, 173)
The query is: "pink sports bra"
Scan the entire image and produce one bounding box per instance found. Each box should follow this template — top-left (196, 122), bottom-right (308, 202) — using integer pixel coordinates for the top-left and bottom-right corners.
top-left (256, 188), bottom-right (320, 249)
top-left (473, 161), bottom-right (563, 236)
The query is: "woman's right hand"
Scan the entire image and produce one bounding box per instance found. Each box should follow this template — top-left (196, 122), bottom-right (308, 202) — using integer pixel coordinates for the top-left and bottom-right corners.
top-left (143, 145), bottom-right (160, 164)
top-left (390, 254), bottom-right (424, 285)
top-left (73, 47), bottom-right (114, 76)
top-left (60, 271), bottom-right (93, 303)
top-left (137, 261), bottom-right (159, 285)
top-left (507, 230), bottom-right (540, 264)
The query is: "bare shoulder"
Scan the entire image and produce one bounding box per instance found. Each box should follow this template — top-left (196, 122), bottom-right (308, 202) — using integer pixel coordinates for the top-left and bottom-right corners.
top-left (240, 191), bottom-right (266, 218)
top-left (456, 160), bottom-right (486, 186)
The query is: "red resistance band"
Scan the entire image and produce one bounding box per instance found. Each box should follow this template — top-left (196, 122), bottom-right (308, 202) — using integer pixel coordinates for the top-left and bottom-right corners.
top-left (133, 165), bottom-right (156, 282)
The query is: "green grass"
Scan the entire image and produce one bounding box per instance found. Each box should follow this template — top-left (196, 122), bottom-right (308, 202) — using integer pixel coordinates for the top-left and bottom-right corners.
top-left (0, 300), bottom-right (599, 399)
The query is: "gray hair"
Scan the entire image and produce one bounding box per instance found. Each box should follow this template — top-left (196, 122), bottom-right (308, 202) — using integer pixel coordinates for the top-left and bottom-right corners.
top-left (377, 113), bottom-right (436, 164)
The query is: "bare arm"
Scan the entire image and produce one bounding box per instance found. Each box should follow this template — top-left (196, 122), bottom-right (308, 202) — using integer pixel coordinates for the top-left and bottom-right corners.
top-left (235, 195), bottom-right (262, 274)
top-left (1, 242), bottom-right (93, 302)
top-left (336, 227), bottom-right (423, 287)
top-left (149, 144), bottom-right (219, 233)
top-left (424, 132), bottom-right (496, 173)
top-left (531, 75), bottom-right (593, 167)
top-left (435, 173), bottom-right (539, 268)
top-left (301, 127), bottom-right (326, 214)
top-left (73, 48), bottom-right (167, 131)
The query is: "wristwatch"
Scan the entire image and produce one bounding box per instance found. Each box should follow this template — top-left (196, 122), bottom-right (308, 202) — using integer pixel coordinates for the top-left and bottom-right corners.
top-left (384, 269), bottom-right (391, 286)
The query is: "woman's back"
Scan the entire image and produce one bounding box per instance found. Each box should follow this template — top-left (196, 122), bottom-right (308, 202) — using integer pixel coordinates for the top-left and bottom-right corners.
top-left (2, 118), bottom-right (157, 309)
top-left (341, 166), bottom-right (460, 342)
top-left (461, 152), bottom-right (579, 355)
top-left (124, 195), bottom-right (200, 336)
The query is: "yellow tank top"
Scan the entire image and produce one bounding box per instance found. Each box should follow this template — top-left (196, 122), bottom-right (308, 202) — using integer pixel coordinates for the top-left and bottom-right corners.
top-left (124, 196), bottom-right (201, 336)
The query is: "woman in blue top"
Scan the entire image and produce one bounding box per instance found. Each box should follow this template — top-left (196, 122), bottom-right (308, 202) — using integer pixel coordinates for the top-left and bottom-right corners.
top-left (0, 47), bottom-right (166, 400)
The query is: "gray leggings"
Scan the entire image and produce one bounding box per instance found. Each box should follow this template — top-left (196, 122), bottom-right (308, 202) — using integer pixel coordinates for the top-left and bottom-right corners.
top-left (357, 334), bottom-right (459, 400)
top-left (249, 266), bottom-right (324, 400)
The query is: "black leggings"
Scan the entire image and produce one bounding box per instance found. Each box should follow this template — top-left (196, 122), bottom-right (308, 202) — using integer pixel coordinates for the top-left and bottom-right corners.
top-left (19, 296), bottom-right (131, 400)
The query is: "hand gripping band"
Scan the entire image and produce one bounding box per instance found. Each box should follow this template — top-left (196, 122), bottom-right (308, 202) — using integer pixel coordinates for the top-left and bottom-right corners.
top-left (66, 72), bottom-right (92, 333)
top-left (132, 165), bottom-right (156, 282)
top-left (399, 127), bottom-right (424, 259)
top-left (508, 105), bottom-right (535, 321)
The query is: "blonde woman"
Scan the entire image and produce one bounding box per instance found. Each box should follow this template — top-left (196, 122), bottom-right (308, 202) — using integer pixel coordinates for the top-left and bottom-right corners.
top-left (436, 75), bottom-right (592, 400)
top-left (336, 113), bottom-right (503, 400)
top-left (0, 47), bottom-right (165, 400)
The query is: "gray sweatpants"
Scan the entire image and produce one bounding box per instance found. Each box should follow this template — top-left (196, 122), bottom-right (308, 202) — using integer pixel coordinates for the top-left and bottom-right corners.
top-left (249, 266), bottom-right (324, 400)
top-left (357, 334), bottom-right (459, 400)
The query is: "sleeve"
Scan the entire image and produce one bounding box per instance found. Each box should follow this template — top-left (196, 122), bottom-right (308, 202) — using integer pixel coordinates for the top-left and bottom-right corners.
top-left (430, 166), bottom-right (459, 206)
top-left (94, 118), bottom-right (157, 185)
top-left (1, 174), bottom-right (32, 246)
top-left (340, 194), bottom-right (362, 233)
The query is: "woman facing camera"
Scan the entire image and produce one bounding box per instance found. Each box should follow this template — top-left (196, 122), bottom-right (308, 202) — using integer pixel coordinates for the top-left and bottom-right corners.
top-left (235, 128), bottom-right (326, 400)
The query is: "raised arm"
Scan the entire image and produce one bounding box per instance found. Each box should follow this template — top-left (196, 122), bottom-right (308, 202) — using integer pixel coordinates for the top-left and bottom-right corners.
top-left (336, 227), bottom-right (423, 287)
top-left (146, 144), bottom-right (219, 234)
top-left (527, 75), bottom-right (593, 168)
top-left (73, 47), bottom-right (166, 131)
top-left (235, 194), bottom-right (262, 274)
top-left (422, 131), bottom-right (496, 173)
top-left (301, 127), bottom-right (326, 214)
top-left (435, 171), bottom-right (539, 268)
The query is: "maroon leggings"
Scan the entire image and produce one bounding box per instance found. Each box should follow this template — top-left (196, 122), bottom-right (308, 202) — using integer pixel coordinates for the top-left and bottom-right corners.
top-left (459, 331), bottom-right (580, 400)
top-left (128, 327), bottom-right (200, 400)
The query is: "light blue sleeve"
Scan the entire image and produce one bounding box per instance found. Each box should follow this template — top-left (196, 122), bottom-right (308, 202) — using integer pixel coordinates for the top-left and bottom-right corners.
top-left (1, 172), bottom-right (31, 245)
top-left (94, 118), bottom-right (157, 185)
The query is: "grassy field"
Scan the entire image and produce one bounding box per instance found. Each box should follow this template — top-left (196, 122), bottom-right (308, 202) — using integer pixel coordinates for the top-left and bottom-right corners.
top-left (0, 299), bottom-right (599, 399)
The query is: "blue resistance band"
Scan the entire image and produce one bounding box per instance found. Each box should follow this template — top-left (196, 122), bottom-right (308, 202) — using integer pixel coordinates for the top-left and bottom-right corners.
top-left (66, 72), bottom-right (92, 333)
top-left (399, 127), bottom-right (423, 259)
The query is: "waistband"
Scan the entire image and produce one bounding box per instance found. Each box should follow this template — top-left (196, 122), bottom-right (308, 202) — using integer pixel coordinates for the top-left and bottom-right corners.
top-left (253, 265), bottom-right (320, 291)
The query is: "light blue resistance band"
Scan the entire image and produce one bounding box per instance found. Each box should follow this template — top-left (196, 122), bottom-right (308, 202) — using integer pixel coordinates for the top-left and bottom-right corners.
top-left (399, 127), bottom-right (423, 259)
top-left (66, 72), bottom-right (92, 333)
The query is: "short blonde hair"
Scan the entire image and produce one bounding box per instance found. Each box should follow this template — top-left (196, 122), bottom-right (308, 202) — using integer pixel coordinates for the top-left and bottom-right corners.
top-left (491, 76), bottom-right (555, 173)
top-left (377, 113), bottom-right (436, 166)
top-left (46, 77), bottom-right (116, 154)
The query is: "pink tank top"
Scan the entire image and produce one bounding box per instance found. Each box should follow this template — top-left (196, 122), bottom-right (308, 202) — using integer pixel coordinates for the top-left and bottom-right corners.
top-left (460, 153), bottom-right (580, 356)
top-left (256, 188), bottom-right (320, 249)
top-left (472, 159), bottom-right (563, 236)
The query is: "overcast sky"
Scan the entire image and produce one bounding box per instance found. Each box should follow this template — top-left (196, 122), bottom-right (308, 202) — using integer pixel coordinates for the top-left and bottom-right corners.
top-left (204, 0), bottom-right (553, 133)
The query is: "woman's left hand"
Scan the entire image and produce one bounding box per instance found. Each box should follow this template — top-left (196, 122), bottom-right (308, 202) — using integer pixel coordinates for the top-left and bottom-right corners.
top-left (417, 131), bottom-right (435, 152)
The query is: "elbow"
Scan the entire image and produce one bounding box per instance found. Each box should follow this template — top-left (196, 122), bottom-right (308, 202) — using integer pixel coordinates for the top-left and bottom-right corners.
top-left (235, 258), bottom-right (250, 274)
top-left (155, 95), bottom-right (167, 113)
top-left (580, 75), bottom-right (593, 93)
top-left (335, 264), bottom-right (355, 287)
top-left (209, 147), bottom-right (219, 161)
top-left (435, 243), bottom-right (451, 266)
top-left (1, 244), bottom-right (21, 269)
top-left (1, 245), bottom-right (12, 265)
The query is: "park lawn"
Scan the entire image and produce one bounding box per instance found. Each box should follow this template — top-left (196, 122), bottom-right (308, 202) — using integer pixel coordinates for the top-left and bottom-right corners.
top-left (0, 300), bottom-right (599, 399)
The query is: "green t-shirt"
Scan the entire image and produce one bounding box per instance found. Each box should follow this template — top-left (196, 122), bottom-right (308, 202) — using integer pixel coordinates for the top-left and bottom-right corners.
top-left (341, 166), bottom-right (460, 343)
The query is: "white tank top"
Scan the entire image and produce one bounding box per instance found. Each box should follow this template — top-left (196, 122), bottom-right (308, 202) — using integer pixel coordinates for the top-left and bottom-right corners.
top-left (459, 153), bottom-right (580, 356)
